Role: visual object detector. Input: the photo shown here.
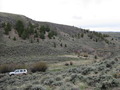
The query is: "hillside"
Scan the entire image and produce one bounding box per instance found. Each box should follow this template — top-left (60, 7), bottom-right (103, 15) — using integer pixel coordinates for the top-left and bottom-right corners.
top-left (0, 12), bottom-right (117, 58)
top-left (0, 12), bottom-right (120, 90)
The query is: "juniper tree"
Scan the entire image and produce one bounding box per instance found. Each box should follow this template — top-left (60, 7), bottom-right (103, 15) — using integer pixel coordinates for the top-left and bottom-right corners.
top-left (81, 33), bottom-right (84, 38)
top-left (4, 23), bottom-right (11, 35)
top-left (21, 29), bottom-right (29, 40)
top-left (13, 37), bottom-right (16, 41)
top-left (40, 32), bottom-right (45, 39)
top-left (48, 31), bottom-right (57, 39)
top-left (15, 20), bottom-right (24, 37)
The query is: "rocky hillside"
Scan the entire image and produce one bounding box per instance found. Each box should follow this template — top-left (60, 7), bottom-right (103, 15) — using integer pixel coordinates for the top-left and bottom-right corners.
top-left (0, 12), bottom-right (117, 58)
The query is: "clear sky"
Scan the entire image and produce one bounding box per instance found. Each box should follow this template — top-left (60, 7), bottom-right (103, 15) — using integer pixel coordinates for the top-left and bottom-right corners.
top-left (0, 0), bottom-right (120, 32)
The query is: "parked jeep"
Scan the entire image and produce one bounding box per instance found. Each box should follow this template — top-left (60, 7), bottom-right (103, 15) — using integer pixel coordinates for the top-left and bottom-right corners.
top-left (9, 69), bottom-right (27, 76)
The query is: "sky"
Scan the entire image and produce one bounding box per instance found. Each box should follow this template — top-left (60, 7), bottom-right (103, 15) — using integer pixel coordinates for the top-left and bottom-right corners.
top-left (0, 0), bottom-right (120, 32)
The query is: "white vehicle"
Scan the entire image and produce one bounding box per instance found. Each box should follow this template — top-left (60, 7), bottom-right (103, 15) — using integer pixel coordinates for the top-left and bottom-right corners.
top-left (9, 69), bottom-right (27, 76)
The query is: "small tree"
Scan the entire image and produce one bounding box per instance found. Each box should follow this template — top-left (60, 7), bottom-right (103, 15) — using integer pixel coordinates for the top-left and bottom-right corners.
top-left (13, 37), bottom-right (16, 41)
top-left (34, 32), bottom-right (38, 38)
top-left (37, 38), bottom-right (39, 43)
top-left (21, 29), bottom-right (29, 40)
top-left (28, 22), bottom-right (34, 35)
top-left (40, 33), bottom-right (45, 39)
top-left (78, 33), bottom-right (80, 39)
top-left (60, 43), bottom-right (63, 47)
top-left (15, 20), bottom-right (24, 37)
top-left (2, 22), bottom-right (6, 28)
top-left (70, 62), bottom-right (73, 65)
top-left (81, 33), bottom-right (84, 38)
top-left (4, 27), bottom-right (9, 35)
top-left (45, 25), bottom-right (50, 32)
top-left (94, 55), bottom-right (98, 59)
top-left (40, 25), bottom-right (46, 34)
top-left (48, 31), bottom-right (57, 39)
top-left (4, 23), bottom-right (12, 35)
top-left (65, 44), bottom-right (67, 47)
top-left (96, 39), bottom-right (98, 42)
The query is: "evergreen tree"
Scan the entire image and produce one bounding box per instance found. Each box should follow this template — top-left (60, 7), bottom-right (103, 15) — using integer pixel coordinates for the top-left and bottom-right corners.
top-left (78, 33), bottom-right (80, 39)
top-left (15, 20), bottom-right (24, 37)
top-left (13, 37), bottom-right (16, 41)
top-left (4, 23), bottom-right (11, 35)
top-left (65, 44), bottom-right (67, 47)
top-left (96, 39), bottom-right (98, 42)
top-left (81, 33), bottom-right (84, 38)
top-left (45, 25), bottom-right (50, 32)
top-left (2, 22), bottom-right (6, 28)
top-left (48, 31), bottom-right (57, 39)
top-left (37, 38), bottom-right (39, 43)
top-left (40, 32), bottom-right (45, 39)
top-left (34, 30), bottom-right (38, 38)
top-left (4, 27), bottom-right (9, 35)
top-left (94, 55), bottom-right (98, 59)
top-left (40, 25), bottom-right (46, 34)
top-left (111, 38), bottom-right (114, 40)
top-left (60, 43), bottom-right (63, 47)
top-left (28, 22), bottom-right (34, 35)
top-left (21, 29), bottom-right (29, 40)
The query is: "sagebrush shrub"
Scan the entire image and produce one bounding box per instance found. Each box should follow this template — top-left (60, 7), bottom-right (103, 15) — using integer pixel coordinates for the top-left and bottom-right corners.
top-left (14, 64), bottom-right (26, 69)
top-left (113, 73), bottom-right (120, 78)
top-left (65, 63), bottom-right (69, 66)
top-left (70, 62), bottom-right (73, 65)
top-left (0, 64), bottom-right (12, 73)
top-left (30, 85), bottom-right (46, 90)
top-left (0, 64), bottom-right (26, 73)
top-left (31, 62), bottom-right (48, 72)
top-left (94, 55), bottom-right (98, 59)
top-left (83, 53), bottom-right (88, 57)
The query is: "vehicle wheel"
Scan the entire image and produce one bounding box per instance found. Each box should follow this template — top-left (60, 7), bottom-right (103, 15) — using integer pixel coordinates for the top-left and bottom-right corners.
top-left (10, 74), bottom-right (14, 76)
top-left (23, 73), bottom-right (26, 75)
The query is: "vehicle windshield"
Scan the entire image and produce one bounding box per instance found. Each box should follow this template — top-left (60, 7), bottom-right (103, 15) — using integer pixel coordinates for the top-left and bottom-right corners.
top-left (15, 70), bottom-right (19, 72)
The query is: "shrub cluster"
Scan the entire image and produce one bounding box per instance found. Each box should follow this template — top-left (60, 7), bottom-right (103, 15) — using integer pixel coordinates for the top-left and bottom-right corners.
top-left (0, 64), bottom-right (12, 73)
top-left (48, 30), bottom-right (57, 39)
top-left (31, 62), bottom-right (48, 72)
top-left (39, 25), bottom-right (57, 39)
top-left (0, 64), bottom-right (26, 73)
top-left (65, 62), bottom-right (73, 66)
top-left (83, 53), bottom-right (88, 57)
top-left (94, 55), bottom-right (98, 59)
top-left (87, 31), bottom-right (110, 44)
top-left (67, 58), bottom-right (120, 89)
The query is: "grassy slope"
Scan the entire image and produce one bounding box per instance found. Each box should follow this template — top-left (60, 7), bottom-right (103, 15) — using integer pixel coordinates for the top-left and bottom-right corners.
top-left (0, 12), bottom-right (119, 62)
top-left (0, 12), bottom-right (120, 90)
